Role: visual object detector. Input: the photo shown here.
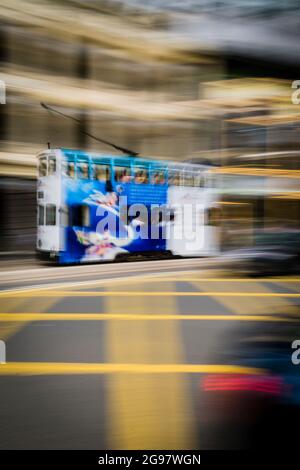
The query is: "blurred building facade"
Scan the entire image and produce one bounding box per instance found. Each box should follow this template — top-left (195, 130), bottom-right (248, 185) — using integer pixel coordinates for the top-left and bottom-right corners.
top-left (0, 0), bottom-right (299, 253)
top-left (0, 0), bottom-right (222, 252)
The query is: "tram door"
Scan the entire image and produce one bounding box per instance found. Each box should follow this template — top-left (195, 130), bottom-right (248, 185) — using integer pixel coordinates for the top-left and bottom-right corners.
top-left (166, 186), bottom-right (219, 257)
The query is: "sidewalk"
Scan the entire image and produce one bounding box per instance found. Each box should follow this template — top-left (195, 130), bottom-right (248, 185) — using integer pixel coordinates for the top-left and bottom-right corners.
top-left (0, 256), bottom-right (223, 290)
top-left (0, 251), bottom-right (37, 273)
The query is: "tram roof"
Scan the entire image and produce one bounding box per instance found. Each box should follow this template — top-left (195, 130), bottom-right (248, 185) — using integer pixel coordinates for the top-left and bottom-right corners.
top-left (38, 148), bottom-right (212, 170)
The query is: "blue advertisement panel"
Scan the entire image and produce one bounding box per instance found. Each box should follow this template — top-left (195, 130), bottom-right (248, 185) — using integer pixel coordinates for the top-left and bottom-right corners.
top-left (60, 150), bottom-right (168, 264)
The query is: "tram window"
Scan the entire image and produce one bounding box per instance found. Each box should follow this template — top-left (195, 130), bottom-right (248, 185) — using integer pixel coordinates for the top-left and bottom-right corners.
top-left (38, 205), bottom-right (44, 226)
top-left (207, 207), bottom-right (220, 226)
top-left (194, 172), bottom-right (204, 188)
top-left (168, 170), bottom-right (180, 186)
top-left (182, 172), bottom-right (194, 187)
top-left (169, 208), bottom-right (175, 222)
top-left (59, 206), bottom-right (69, 227)
top-left (115, 166), bottom-right (131, 183)
top-left (150, 169), bottom-right (166, 185)
top-left (62, 154), bottom-right (75, 178)
top-left (77, 161), bottom-right (89, 179)
top-left (134, 166), bottom-right (149, 184)
top-left (205, 173), bottom-right (214, 188)
top-left (93, 164), bottom-right (110, 182)
top-left (70, 205), bottom-right (90, 228)
top-left (46, 204), bottom-right (56, 226)
top-left (48, 156), bottom-right (56, 175)
top-left (64, 161), bottom-right (75, 178)
top-left (39, 157), bottom-right (47, 177)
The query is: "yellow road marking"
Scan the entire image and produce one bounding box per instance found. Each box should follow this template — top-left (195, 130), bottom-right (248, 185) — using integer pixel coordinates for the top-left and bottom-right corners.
top-left (0, 291), bottom-right (299, 297)
top-left (0, 297), bottom-right (59, 341)
top-left (0, 297), bottom-right (28, 342)
top-left (1, 274), bottom-right (299, 295)
top-left (0, 313), bottom-right (293, 322)
top-left (0, 362), bottom-right (263, 376)
top-left (40, 276), bottom-right (300, 289)
top-left (0, 298), bottom-right (27, 314)
top-left (193, 279), bottom-right (296, 316)
top-left (189, 277), bottom-right (300, 283)
top-left (1, 275), bottom-right (300, 293)
top-left (106, 281), bottom-right (196, 449)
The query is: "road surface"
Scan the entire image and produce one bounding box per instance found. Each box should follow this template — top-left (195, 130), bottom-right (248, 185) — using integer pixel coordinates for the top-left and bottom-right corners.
top-left (0, 258), bottom-right (299, 449)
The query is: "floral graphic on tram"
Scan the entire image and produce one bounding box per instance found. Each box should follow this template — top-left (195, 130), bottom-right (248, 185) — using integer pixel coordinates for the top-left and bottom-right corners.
top-left (73, 190), bottom-right (135, 261)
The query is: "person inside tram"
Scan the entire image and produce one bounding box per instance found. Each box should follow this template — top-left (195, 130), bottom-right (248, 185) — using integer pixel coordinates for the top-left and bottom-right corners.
top-left (152, 172), bottom-right (165, 185)
top-left (135, 170), bottom-right (142, 183)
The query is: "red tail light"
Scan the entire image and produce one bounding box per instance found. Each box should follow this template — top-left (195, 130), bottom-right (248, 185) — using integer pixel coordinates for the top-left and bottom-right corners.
top-left (202, 374), bottom-right (285, 396)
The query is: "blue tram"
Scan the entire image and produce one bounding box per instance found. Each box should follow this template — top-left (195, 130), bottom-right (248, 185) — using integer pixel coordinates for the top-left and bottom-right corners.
top-left (37, 148), bottom-right (220, 264)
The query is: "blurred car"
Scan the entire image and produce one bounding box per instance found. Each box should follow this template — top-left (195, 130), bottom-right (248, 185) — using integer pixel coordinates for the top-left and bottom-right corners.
top-left (221, 230), bottom-right (300, 276)
top-left (198, 315), bottom-right (300, 449)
